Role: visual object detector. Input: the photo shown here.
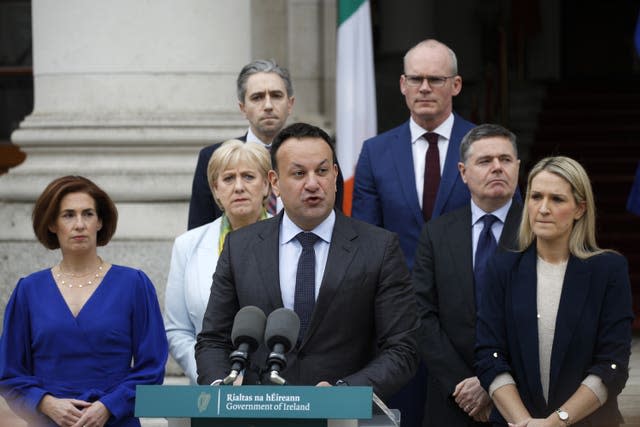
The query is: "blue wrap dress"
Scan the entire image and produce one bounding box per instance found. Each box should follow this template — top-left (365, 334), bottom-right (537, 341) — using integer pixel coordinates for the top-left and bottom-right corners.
top-left (0, 265), bottom-right (168, 426)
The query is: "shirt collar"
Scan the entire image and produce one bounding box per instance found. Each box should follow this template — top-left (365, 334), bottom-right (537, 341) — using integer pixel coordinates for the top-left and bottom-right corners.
top-left (409, 113), bottom-right (455, 144)
top-left (470, 198), bottom-right (513, 226)
top-left (280, 210), bottom-right (335, 244)
top-left (246, 127), bottom-right (271, 148)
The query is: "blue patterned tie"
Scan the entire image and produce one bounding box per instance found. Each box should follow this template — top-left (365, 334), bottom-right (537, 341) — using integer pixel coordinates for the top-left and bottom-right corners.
top-left (474, 214), bottom-right (499, 309)
top-left (294, 232), bottom-right (320, 343)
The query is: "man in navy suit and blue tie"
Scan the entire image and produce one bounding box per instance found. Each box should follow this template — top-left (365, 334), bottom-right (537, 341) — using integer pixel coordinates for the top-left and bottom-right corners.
top-left (195, 123), bottom-right (418, 398)
top-left (413, 124), bottom-right (521, 427)
top-left (352, 39), bottom-right (475, 427)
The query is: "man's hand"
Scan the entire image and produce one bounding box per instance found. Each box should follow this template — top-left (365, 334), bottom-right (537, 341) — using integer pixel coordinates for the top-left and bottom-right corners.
top-left (453, 376), bottom-right (491, 418)
top-left (38, 395), bottom-right (91, 427)
top-left (472, 401), bottom-right (493, 422)
top-left (316, 381), bottom-right (332, 387)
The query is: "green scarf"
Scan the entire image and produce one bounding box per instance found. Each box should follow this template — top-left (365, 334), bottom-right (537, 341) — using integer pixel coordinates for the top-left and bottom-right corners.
top-left (218, 209), bottom-right (269, 255)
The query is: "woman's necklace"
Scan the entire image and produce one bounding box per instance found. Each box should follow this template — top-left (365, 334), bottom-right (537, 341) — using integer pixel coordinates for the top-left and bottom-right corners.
top-left (56, 257), bottom-right (104, 288)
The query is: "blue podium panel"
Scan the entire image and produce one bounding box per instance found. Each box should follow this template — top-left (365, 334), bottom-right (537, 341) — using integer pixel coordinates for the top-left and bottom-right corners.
top-left (136, 385), bottom-right (372, 427)
top-left (190, 418), bottom-right (326, 427)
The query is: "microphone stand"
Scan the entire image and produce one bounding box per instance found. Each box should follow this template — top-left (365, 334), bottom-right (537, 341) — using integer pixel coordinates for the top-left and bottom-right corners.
top-left (266, 343), bottom-right (288, 385)
top-left (223, 343), bottom-right (250, 385)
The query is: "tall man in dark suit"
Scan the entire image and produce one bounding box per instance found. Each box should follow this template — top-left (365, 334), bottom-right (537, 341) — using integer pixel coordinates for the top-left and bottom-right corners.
top-left (413, 124), bottom-right (521, 427)
top-left (195, 122), bottom-right (418, 398)
top-left (352, 38), bottom-right (475, 427)
top-left (188, 60), bottom-right (343, 229)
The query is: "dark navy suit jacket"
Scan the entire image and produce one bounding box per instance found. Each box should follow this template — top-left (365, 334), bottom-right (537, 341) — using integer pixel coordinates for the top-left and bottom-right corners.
top-left (352, 114), bottom-right (475, 270)
top-left (188, 135), bottom-right (345, 230)
top-left (475, 245), bottom-right (633, 426)
top-left (414, 201), bottom-right (521, 426)
top-left (195, 211), bottom-right (418, 398)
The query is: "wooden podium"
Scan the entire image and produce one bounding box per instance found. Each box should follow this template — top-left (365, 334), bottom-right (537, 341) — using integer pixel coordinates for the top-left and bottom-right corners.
top-left (135, 385), bottom-right (373, 427)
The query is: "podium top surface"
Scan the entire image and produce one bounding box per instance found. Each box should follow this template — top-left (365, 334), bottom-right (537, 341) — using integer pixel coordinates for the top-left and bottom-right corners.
top-left (135, 385), bottom-right (373, 419)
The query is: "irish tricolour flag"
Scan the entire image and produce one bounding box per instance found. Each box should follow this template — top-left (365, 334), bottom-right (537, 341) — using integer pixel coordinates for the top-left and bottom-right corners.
top-left (336, 0), bottom-right (377, 215)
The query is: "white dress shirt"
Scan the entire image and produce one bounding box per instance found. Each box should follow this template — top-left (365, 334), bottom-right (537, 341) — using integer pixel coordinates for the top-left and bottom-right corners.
top-left (410, 114), bottom-right (455, 209)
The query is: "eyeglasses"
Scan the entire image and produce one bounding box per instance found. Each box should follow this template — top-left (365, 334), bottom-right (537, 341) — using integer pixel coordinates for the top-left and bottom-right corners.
top-left (403, 74), bottom-right (456, 88)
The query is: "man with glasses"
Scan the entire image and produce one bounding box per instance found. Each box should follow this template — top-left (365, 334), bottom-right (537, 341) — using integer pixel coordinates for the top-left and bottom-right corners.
top-left (352, 39), bottom-right (475, 427)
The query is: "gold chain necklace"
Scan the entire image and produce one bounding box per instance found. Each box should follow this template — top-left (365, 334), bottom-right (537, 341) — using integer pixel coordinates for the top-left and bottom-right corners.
top-left (56, 257), bottom-right (104, 288)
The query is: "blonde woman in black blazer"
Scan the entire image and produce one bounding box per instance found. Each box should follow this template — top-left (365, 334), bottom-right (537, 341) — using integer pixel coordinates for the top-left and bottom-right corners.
top-left (476, 156), bottom-right (633, 427)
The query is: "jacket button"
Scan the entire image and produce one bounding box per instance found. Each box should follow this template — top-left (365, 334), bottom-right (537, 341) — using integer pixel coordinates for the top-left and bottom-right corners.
top-left (611, 364), bottom-right (617, 369)
top-left (493, 352), bottom-right (498, 358)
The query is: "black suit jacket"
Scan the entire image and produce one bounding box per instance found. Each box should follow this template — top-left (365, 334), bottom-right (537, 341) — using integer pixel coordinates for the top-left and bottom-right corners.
top-left (188, 136), bottom-right (345, 229)
top-left (195, 212), bottom-right (419, 398)
top-left (476, 245), bottom-right (633, 426)
top-left (413, 201), bottom-right (521, 427)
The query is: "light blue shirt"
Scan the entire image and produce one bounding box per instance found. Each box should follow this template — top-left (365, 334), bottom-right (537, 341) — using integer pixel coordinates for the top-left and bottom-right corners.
top-left (470, 199), bottom-right (512, 267)
top-left (278, 210), bottom-right (335, 310)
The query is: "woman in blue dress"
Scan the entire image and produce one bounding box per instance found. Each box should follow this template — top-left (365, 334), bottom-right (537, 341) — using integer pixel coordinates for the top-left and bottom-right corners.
top-left (0, 176), bottom-right (168, 427)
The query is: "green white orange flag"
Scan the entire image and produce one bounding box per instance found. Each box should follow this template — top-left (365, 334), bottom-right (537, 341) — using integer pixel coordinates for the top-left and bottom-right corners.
top-left (336, 0), bottom-right (377, 215)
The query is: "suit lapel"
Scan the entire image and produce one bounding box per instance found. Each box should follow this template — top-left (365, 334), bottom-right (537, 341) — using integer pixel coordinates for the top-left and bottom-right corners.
top-left (444, 207), bottom-right (476, 315)
top-left (392, 122), bottom-right (424, 225)
top-left (549, 256), bottom-right (591, 398)
top-left (433, 114), bottom-right (464, 217)
top-left (512, 245), bottom-right (546, 409)
top-left (252, 215), bottom-right (284, 309)
top-left (301, 213), bottom-right (358, 347)
top-left (499, 201), bottom-right (522, 251)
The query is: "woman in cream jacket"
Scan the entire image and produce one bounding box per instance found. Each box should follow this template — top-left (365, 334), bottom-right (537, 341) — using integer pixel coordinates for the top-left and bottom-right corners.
top-left (165, 139), bottom-right (272, 383)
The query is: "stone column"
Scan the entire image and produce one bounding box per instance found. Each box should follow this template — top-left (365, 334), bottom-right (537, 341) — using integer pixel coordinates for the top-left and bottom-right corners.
top-left (0, 0), bottom-right (254, 313)
top-left (0, 0), bottom-right (335, 337)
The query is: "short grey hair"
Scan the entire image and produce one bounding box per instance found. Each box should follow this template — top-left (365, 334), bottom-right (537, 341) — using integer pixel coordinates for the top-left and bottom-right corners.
top-left (459, 124), bottom-right (518, 163)
top-left (236, 59), bottom-right (293, 102)
top-left (403, 39), bottom-right (458, 75)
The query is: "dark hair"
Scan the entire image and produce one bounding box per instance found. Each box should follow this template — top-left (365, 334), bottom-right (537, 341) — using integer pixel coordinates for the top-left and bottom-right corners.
top-left (236, 59), bottom-right (293, 102)
top-left (270, 122), bottom-right (336, 171)
top-left (459, 123), bottom-right (518, 163)
top-left (32, 176), bottom-right (118, 249)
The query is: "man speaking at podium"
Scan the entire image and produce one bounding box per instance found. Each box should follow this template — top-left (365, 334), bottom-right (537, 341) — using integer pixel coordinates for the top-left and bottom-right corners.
top-left (195, 123), bottom-right (418, 399)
